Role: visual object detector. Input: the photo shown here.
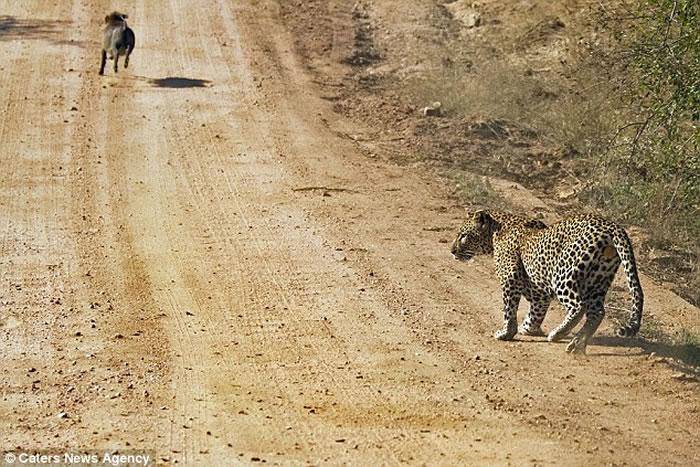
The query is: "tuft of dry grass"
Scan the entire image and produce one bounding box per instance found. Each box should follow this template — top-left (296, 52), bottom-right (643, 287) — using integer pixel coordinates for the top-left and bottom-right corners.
top-left (406, 60), bottom-right (618, 158)
top-left (453, 173), bottom-right (506, 209)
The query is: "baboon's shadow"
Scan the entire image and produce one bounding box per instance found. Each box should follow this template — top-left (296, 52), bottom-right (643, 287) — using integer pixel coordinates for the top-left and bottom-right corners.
top-left (149, 77), bottom-right (211, 88)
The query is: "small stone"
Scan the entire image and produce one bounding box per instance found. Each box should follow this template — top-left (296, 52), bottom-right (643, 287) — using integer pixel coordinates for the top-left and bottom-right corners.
top-left (466, 13), bottom-right (481, 28)
top-left (422, 101), bottom-right (442, 117)
top-left (671, 372), bottom-right (694, 381)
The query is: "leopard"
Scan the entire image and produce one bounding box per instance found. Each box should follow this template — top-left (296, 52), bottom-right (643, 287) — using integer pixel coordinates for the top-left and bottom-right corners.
top-left (451, 209), bottom-right (644, 353)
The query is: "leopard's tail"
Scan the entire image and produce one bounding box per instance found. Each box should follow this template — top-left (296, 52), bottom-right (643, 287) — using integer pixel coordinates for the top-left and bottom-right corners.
top-left (612, 227), bottom-right (644, 337)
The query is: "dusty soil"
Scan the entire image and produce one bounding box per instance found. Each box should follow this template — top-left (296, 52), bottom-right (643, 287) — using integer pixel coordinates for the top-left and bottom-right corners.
top-left (0, 0), bottom-right (698, 465)
top-left (278, 0), bottom-right (699, 306)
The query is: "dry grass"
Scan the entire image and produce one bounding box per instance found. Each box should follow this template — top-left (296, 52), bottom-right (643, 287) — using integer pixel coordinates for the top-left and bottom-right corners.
top-left (407, 60), bottom-right (618, 158)
top-left (453, 173), bottom-right (506, 209)
top-left (404, 54), bottom-right (699, 304)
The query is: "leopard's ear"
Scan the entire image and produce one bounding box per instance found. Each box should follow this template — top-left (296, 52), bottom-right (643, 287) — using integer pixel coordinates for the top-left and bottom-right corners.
top-left (473, 210), bottom-right (492, 228)
top-left (524, 219), bottom-right (547, 229)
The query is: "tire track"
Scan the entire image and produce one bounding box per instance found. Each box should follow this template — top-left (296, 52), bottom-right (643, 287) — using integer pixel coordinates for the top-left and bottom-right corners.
top-left (152, 1), bottom-right (467, 463)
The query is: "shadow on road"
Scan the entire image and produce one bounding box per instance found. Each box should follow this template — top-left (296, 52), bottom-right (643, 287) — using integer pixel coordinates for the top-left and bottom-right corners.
top-left (0, 15), bottom-right (88, 48)
top-left (149, 77), bottom-right (211, 88)
top-left (1, 15), bottom-right (65, 40)
top-left (592, 334), bottom-right (700, 376)
top-left (519, 332), bottom-right (699, 379)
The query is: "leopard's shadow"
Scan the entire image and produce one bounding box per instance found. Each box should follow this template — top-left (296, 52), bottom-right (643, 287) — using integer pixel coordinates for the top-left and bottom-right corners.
top-left (590, 335), bottom-right (700, 375)
top-left (518, 333), bottom-right (699, 377)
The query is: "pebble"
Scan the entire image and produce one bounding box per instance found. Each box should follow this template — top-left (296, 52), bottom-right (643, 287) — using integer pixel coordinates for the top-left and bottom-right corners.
top-left (671, 372), bottom-right (694, 381)
top-left (421, 101), bottom-right (442, 117)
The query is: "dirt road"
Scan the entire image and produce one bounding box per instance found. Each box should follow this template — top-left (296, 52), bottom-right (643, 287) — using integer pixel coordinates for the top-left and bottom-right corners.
top-left (0, 0), bottom-right (697, 465)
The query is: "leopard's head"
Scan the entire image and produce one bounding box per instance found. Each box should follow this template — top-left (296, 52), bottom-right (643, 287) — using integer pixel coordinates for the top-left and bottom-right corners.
top-left (451, 210), bottom-right (496, 261)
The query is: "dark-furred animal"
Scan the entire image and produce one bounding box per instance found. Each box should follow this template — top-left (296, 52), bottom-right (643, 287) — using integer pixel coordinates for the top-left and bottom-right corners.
top-left (99, 12), bottom-right (135, 75)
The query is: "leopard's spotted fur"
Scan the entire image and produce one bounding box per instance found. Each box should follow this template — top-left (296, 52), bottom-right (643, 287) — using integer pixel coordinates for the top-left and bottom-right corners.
top-left (451, 210), bottom-right (644, 353)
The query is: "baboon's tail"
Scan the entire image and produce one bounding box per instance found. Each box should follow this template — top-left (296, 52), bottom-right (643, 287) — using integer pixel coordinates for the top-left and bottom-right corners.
top-left (612, 227), bottom-right (644, 337)
top-left (126, 27), bottom-right (135, 53)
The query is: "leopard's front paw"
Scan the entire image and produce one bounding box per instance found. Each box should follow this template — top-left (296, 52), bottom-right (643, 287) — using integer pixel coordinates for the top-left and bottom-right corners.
top-left (494, 323), bottom-right (517, 341)
top-left (519, 324), bottom-right (545, 337)
top-left (565, 336), bottom-right (588, 354)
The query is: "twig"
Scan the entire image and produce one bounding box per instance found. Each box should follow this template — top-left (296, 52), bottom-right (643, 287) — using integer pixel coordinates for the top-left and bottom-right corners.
top-left (663, 178), bottom-right (683, 215)
top-left (606, 120), bottom-right (647, 151)
top-left (292, 186), bottom-right (358, 193)
top-left (662, 0), bottom-right (679, 45)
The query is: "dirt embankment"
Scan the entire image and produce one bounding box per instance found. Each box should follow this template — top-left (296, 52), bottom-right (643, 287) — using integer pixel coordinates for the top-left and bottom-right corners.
top-left (278, 0), bottom-right (699, 307)
top-left (0, 0), bottom-right (697, 465)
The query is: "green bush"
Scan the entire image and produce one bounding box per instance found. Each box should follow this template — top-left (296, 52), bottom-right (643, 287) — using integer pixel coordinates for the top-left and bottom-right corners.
top-left (586, 0), bottom-right (699, 249)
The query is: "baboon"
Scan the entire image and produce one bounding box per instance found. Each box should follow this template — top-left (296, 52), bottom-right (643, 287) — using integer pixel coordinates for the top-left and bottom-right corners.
top-left (99, 12), bottom-right (135, 75)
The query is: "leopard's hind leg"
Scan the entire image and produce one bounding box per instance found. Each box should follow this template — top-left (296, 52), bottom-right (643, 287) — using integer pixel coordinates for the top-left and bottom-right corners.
top-left (566, 297), bottom-right (605, 353)
top-left (548, 302), bottom-right (584, 342)
top-left (566, 268), bottom-right (615, 353)
top-left (548, 270), bottom-right (585, 342)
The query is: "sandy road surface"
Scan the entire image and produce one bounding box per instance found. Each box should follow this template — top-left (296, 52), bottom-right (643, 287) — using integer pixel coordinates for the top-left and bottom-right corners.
top-left (0, 0), bottom-right (698, 465)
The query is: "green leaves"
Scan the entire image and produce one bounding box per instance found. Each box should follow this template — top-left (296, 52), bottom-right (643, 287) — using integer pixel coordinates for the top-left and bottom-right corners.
top-left (593, 0), bottom-right (700, 248)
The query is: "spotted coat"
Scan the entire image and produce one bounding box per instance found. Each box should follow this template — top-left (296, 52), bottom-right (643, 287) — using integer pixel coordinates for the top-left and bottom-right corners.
top-left (451, 210), bottom-right (644, 353)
